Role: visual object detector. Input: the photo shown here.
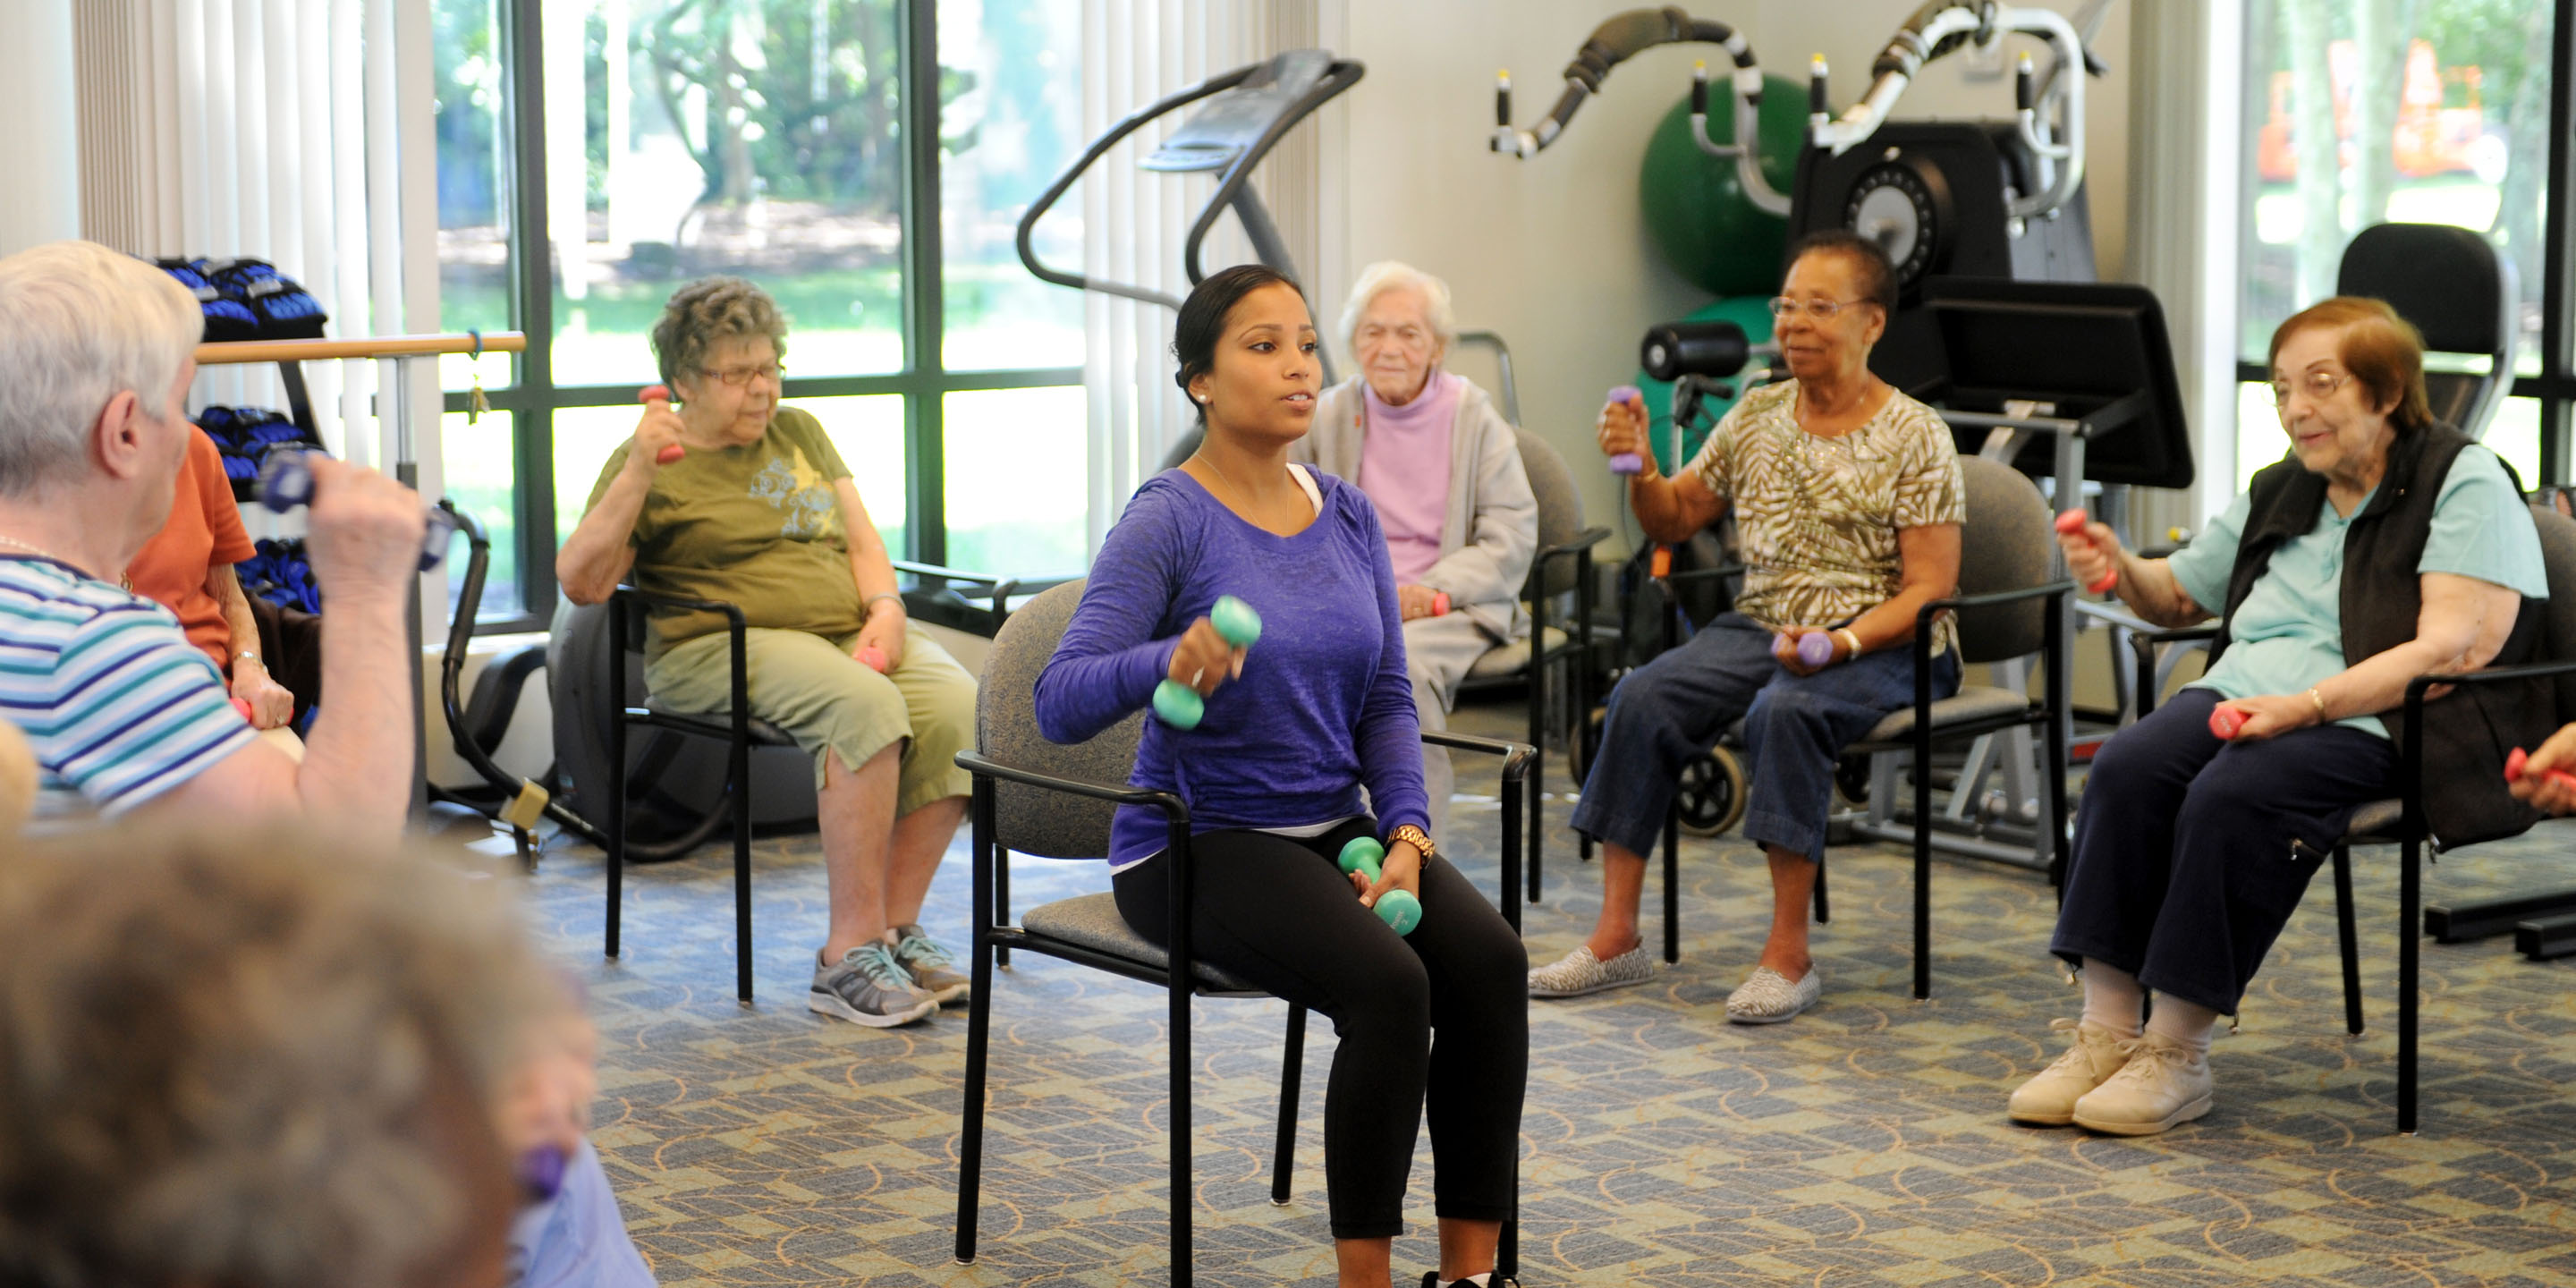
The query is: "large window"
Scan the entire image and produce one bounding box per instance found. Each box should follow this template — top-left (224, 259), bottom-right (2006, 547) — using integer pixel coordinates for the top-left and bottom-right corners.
top-left (2235, 0), bottom-right (2573, 489)
top-left (434, 0), bottom-right (1085, 629)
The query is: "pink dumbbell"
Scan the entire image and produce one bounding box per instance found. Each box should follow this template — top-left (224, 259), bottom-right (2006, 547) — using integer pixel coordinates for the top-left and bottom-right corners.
top-left (1605, 386), bottom-right (1645, 475)
top-left (230, 698), bottom-right (254, 724)
top-left (2054, 509), bottom-right (2119, 594)
top-left (1430, 591), bottom-right (1451, 616)
top-left (1774, 631), bottom-right (1835, 667)
top-left (2209, 703), bottom-right (2247, 741)
top-left (2505, 747), bottom-right (2576, 791)
top-left (854, 644), bottom-right (888, 674)
top-left (639, 386), bottom-right (686, 465)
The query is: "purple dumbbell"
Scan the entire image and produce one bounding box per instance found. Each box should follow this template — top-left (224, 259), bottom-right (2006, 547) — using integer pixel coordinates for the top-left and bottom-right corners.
top-left (518, 1143), bottom-right (568, 1202)
top-left (1605, 386), bottom-right (1645, 475)
top-left (1775, 631), bottom-right (1835, 666)
top-left (257, 450), bottom-right (457, 572)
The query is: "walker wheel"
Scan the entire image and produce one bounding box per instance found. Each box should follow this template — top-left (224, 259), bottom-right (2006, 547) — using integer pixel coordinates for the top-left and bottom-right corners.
top-left (1676, 744), bottom-right (1747, 836)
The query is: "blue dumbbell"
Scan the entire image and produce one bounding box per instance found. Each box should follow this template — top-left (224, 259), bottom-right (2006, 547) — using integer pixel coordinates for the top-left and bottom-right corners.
top-left (1151, 596), bottom-right (1262, 729)
top-left (1336, 836), bottom-right (1423, 936)
top-left (257, 451), bottom-right (457, 572)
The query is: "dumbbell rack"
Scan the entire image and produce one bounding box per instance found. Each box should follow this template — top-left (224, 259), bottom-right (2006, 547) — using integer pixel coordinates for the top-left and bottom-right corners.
top-left (194, 330), bottom-right (530, 823)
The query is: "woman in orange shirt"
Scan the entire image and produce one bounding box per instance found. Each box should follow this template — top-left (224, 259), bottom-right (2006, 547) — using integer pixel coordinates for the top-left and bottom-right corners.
top-left (125, 428), bottom-right (297, 729)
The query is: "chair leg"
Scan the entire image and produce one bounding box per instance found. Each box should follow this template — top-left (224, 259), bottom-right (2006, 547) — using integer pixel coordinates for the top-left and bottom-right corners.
top-left (1812, 852), bottom-right (1830, 925)
top-left (1912, 741), bottom-right (1933, 1002)
top-left (2334, 842), bottom-right (2364, 1036)
top-left (2399, 836), bottom-right (2421, 1134)
top-left (954, 786), bottom-right (997, 1266)
top-left (1662, 805), bottom-right (1681, 964)
top-left (1272, 1004), bottom-right (1305, 1205)
top-left (1528, 654), bottom-right (1546, 904)
top-left (606, 717), bottom-right (626, 962)
top-left (1170, 962), bottom-right (1194, 1283)
top-left (995, 846), bottom-right (1012, 970)
top-left (732, 735), bottom-right (754, 1004)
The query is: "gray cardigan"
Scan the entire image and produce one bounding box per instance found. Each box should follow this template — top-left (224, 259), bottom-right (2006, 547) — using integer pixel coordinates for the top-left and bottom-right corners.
top-left (1291, 375), bottom-right (1538, 643)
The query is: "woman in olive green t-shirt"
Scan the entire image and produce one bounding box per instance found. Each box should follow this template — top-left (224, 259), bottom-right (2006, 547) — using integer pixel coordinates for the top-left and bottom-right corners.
top-left (558, 277), bottom-right (978, 1030)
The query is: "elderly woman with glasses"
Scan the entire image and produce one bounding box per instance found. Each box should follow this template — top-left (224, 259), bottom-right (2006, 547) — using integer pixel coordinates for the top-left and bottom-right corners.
top-left (1528, 231), bottom-right (1965, 1024)
top-left (1288, 261), bottom-right (1538, 835)
top-left (557, 275), bottom-right (979, 1030)
top-left (2006, 296), bottom-right (2548, 1137)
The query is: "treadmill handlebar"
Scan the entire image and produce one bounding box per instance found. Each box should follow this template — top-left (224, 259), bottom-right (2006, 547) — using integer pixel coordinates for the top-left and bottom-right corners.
top-left (1014, 64), bottom-right (1259, 311)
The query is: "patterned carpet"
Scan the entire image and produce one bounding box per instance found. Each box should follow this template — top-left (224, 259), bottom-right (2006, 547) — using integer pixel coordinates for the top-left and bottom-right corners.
top-left (516, 699), bottom-right (2576, 1287)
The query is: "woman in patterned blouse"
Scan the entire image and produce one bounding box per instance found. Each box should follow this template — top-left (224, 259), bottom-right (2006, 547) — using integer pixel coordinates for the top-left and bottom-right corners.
top-left (1527, 231), bottom-right (1966, 1024)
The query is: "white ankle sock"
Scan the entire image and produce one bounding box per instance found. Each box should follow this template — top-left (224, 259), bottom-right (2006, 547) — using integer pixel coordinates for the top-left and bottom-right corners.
top-left (2080, 958), bottom-right (2144, 1038)
top-left (2146, 996), bottom-right (2220, 1057)
top-left (1439, 1275), bottom-right (1492, 1288)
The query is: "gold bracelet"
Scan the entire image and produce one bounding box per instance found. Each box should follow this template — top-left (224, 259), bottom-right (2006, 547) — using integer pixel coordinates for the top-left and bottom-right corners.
top-left (1835, 627), bottom-right (1863, 658)
top-left (2306, 687), bottom-right (2328, 723)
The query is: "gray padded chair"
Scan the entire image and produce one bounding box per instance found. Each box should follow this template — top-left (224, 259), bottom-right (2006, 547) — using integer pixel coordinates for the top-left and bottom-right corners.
top-left (1837, 454), bottom-right (2073, 999)
top-left (2337, 223), bottom-right (2520, 441)
top-left (1454, 428), bottom-right (1607, 901)
top-left (951, 580), bottom-right (1532, 1286)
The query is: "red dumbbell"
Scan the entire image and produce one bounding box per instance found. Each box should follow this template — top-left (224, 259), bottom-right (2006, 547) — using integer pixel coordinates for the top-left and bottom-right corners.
top-left (2505, 746), bottom-right (2576, 791)
top-left (230, 697), bottom-right (255, 724)
top-left (640, 386), bottom-right (686, 465)
top-left (2208, 702), bottom-right (2247, 741)
top-left (2054, 509), bottom-right (2119, 594)
top-left (854, 644), bottom-right (888, 674)
top-left (1429, 590), bottom-right (1451, 616)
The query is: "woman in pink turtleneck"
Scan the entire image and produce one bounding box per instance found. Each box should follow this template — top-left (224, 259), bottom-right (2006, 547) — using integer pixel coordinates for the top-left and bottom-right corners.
top-left (1291, 262), bottom-right (1538, 838)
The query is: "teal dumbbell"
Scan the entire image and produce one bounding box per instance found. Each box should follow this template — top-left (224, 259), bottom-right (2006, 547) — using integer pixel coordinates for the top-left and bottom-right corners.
top-left (1151, 595), bottom-right (1263, 730)
top-left (1336, 836), bottom-right (1423, 936)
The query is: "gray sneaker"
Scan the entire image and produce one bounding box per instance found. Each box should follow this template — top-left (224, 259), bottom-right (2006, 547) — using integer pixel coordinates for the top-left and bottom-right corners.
top-left (1527, 944), bottom-right (1655, 998)
top-left (889, 923), bottom-right (970, 1005)
top-left (810, 942), bottom-right (937, 1027)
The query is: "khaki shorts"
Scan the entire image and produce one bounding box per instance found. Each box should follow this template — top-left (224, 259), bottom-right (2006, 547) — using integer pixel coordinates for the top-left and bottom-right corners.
top-left (644, 621), bottom-right (977, 815)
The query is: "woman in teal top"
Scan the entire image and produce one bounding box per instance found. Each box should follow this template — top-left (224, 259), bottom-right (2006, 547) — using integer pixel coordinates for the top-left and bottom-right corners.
top-left (2004, 297), bottom-right (2550, 1139)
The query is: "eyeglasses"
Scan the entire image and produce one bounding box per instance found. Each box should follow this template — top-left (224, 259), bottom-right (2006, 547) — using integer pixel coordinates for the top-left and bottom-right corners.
top-left (699, 361), bottom-right (784, 388)
top-left (2270, 369), bottom-right (2352, 406)
top-left (1768, 296), bottom-right (1868, 321)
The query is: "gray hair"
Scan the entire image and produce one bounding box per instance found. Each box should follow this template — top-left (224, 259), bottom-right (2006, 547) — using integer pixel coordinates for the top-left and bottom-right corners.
top-left (650, 275), bottom-right (791, 390)
top-left (0, 824), bottom-right (565, 1288)
top-left (1338, 260), bottom-right (1457, 356)
top-left (0, 242), bottom-right (202, 500)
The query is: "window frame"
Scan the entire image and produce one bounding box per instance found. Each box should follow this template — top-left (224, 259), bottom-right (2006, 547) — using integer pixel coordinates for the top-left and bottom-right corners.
top-left (2232, 0), bottom-right (2576, 487)
top-left (448, 0), bottom-right (1080, 633)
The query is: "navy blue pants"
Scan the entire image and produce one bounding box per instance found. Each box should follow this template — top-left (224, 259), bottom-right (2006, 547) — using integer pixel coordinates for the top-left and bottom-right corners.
top-left (1112, 819), bottom-right (1526, 1241)
top-left (1571, 612), bottom-right (1960, 861)
top-left (2052, 686), bottom-right (2397, 1014)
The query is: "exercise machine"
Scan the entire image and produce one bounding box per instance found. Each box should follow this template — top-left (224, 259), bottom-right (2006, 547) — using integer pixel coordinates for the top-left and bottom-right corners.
top-left (1018, 48), bottom-right (1363, 382)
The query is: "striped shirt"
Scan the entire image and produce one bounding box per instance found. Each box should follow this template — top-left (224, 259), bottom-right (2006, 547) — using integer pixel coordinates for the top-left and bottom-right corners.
top-left (1, 555), bottom-right (252, 826)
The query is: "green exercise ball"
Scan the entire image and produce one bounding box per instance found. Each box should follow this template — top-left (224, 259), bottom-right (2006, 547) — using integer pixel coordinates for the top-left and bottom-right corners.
top-left (1635, 295), bottom-right (1777, 476)
top-left (1639, 74), bottom-right (1806, 298)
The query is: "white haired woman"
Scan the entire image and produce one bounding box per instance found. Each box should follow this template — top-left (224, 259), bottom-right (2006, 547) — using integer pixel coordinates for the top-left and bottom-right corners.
top-left (1289, 261), bottom-right (1538, 835)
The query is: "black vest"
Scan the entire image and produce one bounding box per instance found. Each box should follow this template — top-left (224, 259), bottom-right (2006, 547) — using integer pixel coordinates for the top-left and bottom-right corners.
top-left (2213, 423), bottom-right (2547, 849)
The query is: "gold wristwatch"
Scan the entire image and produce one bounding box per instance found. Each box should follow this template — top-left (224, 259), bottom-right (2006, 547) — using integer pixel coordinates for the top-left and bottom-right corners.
top-left (1387, 824), bottom-right (1436, 861)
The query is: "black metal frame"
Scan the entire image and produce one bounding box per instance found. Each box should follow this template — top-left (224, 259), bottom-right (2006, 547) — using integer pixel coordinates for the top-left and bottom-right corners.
top-left (1842, 580), bottom-right (2076, 999)
top-left (604, 586), bottom-right (777, 1004)
top-left (453, 0), bottom-right (1082, 632)
top-left (951, 732), bottom-right (1533, 1286)
top-left (1514, 522), bottom-right (1609, 902)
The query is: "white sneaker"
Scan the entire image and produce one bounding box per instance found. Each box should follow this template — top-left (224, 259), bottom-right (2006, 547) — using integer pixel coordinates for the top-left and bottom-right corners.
top-left (2008, 1019), bottom-right (2134, 1127)
top-left (2071, 1031), bottom-right (2213, 1136)
top-left (1724, 965), bottom-right (1820, 1024)
top-left (1527, 944), bottom-right (1654, 998)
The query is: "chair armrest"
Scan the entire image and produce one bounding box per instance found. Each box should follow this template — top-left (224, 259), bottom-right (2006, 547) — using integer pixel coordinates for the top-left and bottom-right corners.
top-left (1915, 579), bottom-right (2076, 625)
top-left (1664, 563), bottom-right (1746, 587)
top-left (1535, 526), bottom-right (1611, 563)
top-left (2121, 623), bottom-right (2220, 646)
top-left (2410, 658), bottom-right (2576, 694)
top-left (955, 750), bottom-right (1191, 822)
top-left (1420, 731), bottom-right (1535, 784)
top-left (892, 558), bottom-right (1007, 591)
top-left (608, 585), bottom-right (747, 629)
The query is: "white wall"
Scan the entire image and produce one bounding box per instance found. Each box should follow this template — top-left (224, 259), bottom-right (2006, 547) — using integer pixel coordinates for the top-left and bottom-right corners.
top-left (1322, 1), bottom-right (2137, 547)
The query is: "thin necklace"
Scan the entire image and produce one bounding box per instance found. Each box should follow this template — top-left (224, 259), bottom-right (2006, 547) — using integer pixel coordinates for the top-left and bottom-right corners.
top-left (1192, 448), bottom-right (1267, 508)
top-left (0, 532), bottom-right (71, 564)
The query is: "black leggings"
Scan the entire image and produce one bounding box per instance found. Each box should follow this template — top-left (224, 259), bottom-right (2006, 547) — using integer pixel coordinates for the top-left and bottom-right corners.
top-left (1111, 818), bottom-right (1528, 1240)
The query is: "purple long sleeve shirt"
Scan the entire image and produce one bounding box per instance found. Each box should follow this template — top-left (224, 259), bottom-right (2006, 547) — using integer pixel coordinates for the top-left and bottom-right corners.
top-left (1034, 467), bottom-right (1429, 869)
